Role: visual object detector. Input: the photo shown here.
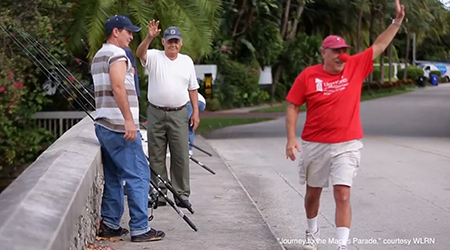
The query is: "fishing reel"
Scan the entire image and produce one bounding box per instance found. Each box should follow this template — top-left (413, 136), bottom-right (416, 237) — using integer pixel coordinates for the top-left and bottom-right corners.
top-left (147, 184), bottom-right (160, 221)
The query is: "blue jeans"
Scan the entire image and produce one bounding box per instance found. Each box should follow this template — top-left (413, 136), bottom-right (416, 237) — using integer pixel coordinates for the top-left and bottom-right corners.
top-left (187, 101), bottom-right (206, 150)
top-left (94, 124), bottom-right (150, 236)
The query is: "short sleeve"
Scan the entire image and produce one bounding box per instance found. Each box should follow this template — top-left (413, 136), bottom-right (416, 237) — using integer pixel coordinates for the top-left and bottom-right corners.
top-left (140, 49), bottom-right (157, 69)
top-left (108, 50), bottom-right (129, 71)
top-left (188, 59), bottom-right (200, 90)
top-left (348, 46), bottom-right (374, 79)
top-left (109, 55), bottom-right (127, 66)
top-left (286, 71), bottom-right (307, 106)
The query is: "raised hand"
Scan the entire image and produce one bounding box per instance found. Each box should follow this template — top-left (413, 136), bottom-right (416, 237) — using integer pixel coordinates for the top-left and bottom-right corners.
top-left (395, 0), bottom-right (405, 22)
top-left (147, 20), bottom-right (161, 38)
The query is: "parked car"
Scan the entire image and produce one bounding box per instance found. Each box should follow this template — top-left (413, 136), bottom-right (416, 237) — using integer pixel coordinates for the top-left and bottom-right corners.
top-left (418, 63), bottom-right (450, 82)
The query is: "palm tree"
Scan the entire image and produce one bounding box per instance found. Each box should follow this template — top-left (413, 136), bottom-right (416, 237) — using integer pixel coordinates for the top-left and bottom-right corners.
top-left (65, 0), bottom-right (222, 62)
top-left (399, 0), bottom-right (450, 79)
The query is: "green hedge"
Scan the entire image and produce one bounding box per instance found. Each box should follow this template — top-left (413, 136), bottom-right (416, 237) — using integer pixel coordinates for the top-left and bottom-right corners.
top-left (396, 66), bottom-right (424, 81)
top-left (429, 70), bottom-right (441, 77)
top-left (205, 54), bottom-right (270, 110)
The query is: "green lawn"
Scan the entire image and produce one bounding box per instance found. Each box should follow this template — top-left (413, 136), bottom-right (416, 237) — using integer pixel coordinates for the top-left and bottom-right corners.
top-left (360, 86), bottom-right (414, 101)
top-left (251, 86), bottom-right (414, 113)
top-left (250, 103), bottom-right (306, 113)
top-left (196, 117), bottom-right (274, 134)
top-left (199, 86), bottom-right (414, 133)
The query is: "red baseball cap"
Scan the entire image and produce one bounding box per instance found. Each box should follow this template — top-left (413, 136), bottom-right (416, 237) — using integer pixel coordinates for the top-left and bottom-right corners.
top-left (322, 35), bottom-right (352, 49)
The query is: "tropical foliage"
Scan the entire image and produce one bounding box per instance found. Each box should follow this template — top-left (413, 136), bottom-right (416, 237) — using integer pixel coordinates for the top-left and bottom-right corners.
top-left (0, 0), bottom-right (69, 178)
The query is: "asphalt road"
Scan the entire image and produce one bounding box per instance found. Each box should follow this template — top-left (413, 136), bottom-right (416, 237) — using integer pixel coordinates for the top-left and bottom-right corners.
top-left (203, 85), bottom-right (450, 139)
top-left (203, 85), bottom-right (450, 250)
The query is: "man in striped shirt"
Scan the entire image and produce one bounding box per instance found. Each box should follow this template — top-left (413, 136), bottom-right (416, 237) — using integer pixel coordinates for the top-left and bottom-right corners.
top-left (91, 15), bottom-right (165, 242)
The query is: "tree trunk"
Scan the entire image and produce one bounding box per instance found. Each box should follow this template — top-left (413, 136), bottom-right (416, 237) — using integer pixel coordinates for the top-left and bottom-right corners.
top-left (357, 6), bottom-right (364, 53)
top-left (380, 52), bottom-right (385, 84)
top-left (368, 0), bottom-right (377, 82)
top-left (287, 4), bottom-right (305, 42)
top-left (281, 0), bottom-right (292, 38)
top-left (271, 64), bottom-right (284, 102)
top-left (271, 1), bottom-right (306, 100)
top-left (379, 8), bottom-right (385, 84)
top-left (232, 0), bottom-right (248, 37)
top-left (403, 30), bottom-right (410, 80)
top-left (239, 8), bottom-right (255, 35)
top-left (388, 41), bottom-right (393, 83)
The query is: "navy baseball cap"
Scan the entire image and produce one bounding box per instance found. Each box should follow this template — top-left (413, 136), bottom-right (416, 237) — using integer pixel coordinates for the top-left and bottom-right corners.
top-left (163, 26), bottom-right (182, 40)
top-left (105, 15), bottom-right (141, 33)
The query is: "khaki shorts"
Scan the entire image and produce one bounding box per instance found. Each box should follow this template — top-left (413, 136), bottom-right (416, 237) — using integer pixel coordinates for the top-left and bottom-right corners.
top-left (298, 139), bottom-right (363, 188)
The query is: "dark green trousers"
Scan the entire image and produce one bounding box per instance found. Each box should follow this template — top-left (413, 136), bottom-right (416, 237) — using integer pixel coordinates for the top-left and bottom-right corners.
top-left (147, 104), bottom-right (190, 201)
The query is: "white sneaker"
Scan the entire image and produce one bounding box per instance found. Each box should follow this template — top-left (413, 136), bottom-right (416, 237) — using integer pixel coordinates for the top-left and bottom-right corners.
top-left (303, 229), bottom-right (320, 250)
top-left (189, 150), bottom-right (193, 156)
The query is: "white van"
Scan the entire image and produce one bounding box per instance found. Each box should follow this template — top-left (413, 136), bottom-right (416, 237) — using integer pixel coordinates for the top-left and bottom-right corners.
top-left (419, 63), bottom-right (450, 81)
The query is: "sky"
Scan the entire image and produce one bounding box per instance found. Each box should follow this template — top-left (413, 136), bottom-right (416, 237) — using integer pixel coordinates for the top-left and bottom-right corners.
top-left (440, 0), bottom-right (450, 7)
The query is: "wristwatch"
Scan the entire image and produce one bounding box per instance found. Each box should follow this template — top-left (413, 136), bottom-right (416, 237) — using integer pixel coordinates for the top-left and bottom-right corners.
top-left (392, 19), bottom-right (401, 27)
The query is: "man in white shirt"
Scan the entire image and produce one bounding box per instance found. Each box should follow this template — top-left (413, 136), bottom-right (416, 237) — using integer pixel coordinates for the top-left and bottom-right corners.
top-left (136, 20), bottom-right (200, 209)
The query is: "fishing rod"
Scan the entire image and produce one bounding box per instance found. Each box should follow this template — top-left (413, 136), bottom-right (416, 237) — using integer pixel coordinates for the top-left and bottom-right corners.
top-left (13, 24), bottom-right (209, 208)
top-left (190, 143), bottom-right (212, 157)
top-left (189, 156), bottom-right (215, 175)
top-left (149, 179), bottom-right (197, 231)
top-left (0, 24), bottom-right (199, 230)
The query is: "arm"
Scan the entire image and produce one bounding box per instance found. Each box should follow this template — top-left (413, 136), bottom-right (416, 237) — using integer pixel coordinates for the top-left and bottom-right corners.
top-left (188, 90), bottom-right (199, 114)
top-left (372, 0), bottom-right (405, 59)
top-left (136, 35), bottom-right (155, 63)
top-left (110, 61), bottom-right (133, 121)
top-left (286, 103), bottom-right (301, 142)
top-left (136, 20), bottom-right (161, 64)
top-left (284, 72), bottom-right (306, 160)
top-left (110, 60), bottom-right (137, 140)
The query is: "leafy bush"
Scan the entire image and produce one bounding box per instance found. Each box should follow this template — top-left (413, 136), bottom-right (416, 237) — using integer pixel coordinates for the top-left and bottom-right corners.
top-left (0, 71), bottom-right (55, 177)
top-left (213, 54), bottom-right (270, 108)
top-left (429, 70), bottom-right (441, 77)
top-left (372, 65), bottom-right (397, 83)
top-left (0, 0), bottom-right (71, 177)
top-left (397, 66), bottom-right (424, 81)
top-left (372, 68), bottom-right (381, 82)
top-left (280, 33), bottom-right (322, 91)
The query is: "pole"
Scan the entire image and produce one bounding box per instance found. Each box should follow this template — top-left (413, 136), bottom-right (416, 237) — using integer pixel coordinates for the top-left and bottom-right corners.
top-left (412, 32), bottom-right (416, 66)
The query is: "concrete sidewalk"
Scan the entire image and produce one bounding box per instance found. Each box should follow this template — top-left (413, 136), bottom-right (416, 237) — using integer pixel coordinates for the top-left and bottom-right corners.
top-left (95, 136), bottom-right (284, 250)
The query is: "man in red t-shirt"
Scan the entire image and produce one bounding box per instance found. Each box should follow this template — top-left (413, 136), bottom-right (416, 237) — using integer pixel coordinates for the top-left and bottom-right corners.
top-left (285, 1), bottom-right (405, 249)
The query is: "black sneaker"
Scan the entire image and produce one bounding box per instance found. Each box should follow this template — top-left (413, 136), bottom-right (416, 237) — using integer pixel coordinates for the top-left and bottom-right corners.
top-left (98, 221), bottom-right (129, 238)
top-left (131, 228), bottom-right (165, 242)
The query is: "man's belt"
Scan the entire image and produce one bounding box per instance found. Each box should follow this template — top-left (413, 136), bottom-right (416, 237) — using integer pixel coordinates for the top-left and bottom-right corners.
top-left (148, 102), bottom-right (186, 111)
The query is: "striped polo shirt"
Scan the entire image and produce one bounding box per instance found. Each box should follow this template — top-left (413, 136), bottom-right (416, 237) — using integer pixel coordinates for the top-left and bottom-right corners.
top-left (91, 43), bottom-right (139, 133)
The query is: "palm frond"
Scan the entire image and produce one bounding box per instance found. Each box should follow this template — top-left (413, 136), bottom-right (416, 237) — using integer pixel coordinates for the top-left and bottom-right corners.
top-left (66, 0), bottom-right (95, 55)
top-left (126, 0), bottom-right (156, 50)
top-left (85, 0), bottom-right (114, 59)
top-left (154, 0), bottom-right (221, 61)
top-left (67, 0), bottom-right (114, 60)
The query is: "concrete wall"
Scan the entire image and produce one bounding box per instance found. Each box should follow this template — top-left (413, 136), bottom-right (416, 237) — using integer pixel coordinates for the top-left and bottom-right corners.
top-left (0, 115), bottom-right (103, 250)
